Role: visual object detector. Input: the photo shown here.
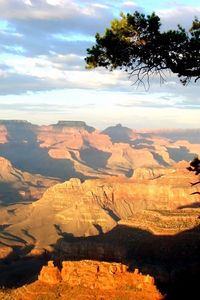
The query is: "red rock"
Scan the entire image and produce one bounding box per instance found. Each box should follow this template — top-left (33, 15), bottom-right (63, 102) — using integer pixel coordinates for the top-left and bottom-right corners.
top-left (0, 246), bottom-right (13, 259)
top-left (38, 261), bottom-right (61, 284)
top-left (26, 248), bottom-right (46, 257)
top-left (11, 260), bottom-right (164, 299)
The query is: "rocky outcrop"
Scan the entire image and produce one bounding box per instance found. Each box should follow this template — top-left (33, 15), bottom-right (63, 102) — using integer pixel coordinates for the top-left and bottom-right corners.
top-left (35, 260), bottom-right (163, 299)
top-left (38, 260), bottom-right (153, 288)
top-left (3, 260), bottom-right (162, 300)
top-left (38, 261), bottom-right (62, 284)
top-left (0, 246), bottom-right (13, 259)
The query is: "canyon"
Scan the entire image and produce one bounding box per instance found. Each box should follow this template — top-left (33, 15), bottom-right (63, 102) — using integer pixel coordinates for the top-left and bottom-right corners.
top-left (0, 162), bottom-right (199, 248)
top-left (0, 164), bottom-right (199, 298)
top-left (0, 120), bottom-right (199, 299)
top-left (0, 120), bottom-right (199, 186)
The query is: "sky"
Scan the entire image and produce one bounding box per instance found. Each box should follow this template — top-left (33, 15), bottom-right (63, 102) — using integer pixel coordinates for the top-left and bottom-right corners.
top-left (0, 0), bottom-right (199, 129)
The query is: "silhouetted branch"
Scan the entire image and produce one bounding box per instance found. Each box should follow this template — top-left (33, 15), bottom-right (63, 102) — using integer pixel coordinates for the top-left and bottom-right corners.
top-left (188, 157), bottom-right (200, 195)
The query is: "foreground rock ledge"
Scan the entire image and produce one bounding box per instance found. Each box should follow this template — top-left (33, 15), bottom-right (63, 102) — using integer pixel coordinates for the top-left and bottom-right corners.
top-left (18, 260), bottom-right (164, 300)
top-left (9, 260), bottom-right (164, 299)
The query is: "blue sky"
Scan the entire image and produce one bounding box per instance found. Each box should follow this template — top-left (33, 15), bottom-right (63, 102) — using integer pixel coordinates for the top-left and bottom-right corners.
top-left (0, 0), bottom-right (199, 129)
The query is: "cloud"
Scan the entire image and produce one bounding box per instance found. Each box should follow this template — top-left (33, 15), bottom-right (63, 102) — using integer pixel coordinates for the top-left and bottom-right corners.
top-left (0, 102), bottom-right (94, 112)
top-left (156, 6), bottom-right (200, 30)
top-left (0, 0), bottom-right (199, 103)
top-left (0, 0), bottom-right (114, 61)
top-left (120, 1), bottom-right (143, 12)
top-left (0, 53), bottom-right (131, 94)
top-left (0, 0), bottom-right (113, 34)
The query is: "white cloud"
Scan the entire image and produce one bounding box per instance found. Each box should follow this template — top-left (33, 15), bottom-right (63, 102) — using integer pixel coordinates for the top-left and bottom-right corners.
top-left (0, 0), bottom-right (111, 21)
top-left (0, 51), bottom-right (131, 93)
top-left (24, 0), bottom-right (32, 5)
top-left (156, 6), bottom-right (200, 30)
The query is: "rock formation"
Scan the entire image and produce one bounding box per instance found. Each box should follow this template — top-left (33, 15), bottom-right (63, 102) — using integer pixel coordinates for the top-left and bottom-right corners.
top-left (0, 163), bottom-right (199, 248)
top-left (0, 246), bottom-right (13, 259)
top-left (38, 260), bottom-right (156, 289)
top-left (55, 120), bottom-right (95, 132)
top-left (0, 120), bottom-right (199, 181)
top-left (12, 260), bottom-right (162, 300)
top-left (38, 261), bottom-right (62, 284)
top-left (102, 123), bottom-right (139, 143)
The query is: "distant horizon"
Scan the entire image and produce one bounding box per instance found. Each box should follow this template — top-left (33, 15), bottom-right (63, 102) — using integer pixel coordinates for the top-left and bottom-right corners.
top-left (0, 118), bottom-right (200, 131)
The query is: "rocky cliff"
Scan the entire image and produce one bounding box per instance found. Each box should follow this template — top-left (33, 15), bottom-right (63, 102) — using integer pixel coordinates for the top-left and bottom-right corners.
top-left (10, 260), bottom-right (163, 300)
top-left (0, 163), bottom-right (199, 248)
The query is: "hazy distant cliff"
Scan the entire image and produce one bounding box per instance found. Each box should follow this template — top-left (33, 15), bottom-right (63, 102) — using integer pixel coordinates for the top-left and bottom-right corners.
top-left (0, 120), bottom-right (199, 183)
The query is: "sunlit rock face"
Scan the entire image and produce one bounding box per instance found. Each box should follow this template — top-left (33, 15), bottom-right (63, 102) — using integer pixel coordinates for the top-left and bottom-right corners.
top-left (0, 163), bottom-right (199, 249)
top-left (38, 261), bottom-right (62, 284)
top-left (1, 260), bottom-right (162, 300)
top-left (35, 260), bottom-right (163, 300)
top-left (0, 246), bottom-right (13, 259)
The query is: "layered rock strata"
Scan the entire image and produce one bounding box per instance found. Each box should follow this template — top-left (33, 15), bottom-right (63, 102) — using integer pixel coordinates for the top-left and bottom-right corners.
top-left (0, 163), bottom-right (199, 248)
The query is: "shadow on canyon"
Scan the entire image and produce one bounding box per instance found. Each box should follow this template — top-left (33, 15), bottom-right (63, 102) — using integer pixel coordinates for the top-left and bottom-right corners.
top-left (178, 202), bottom-right (200, 209)
top-left (0, 124), bottom-right (117, 180)
top-left (0, 141), bottom-right (87, 181)
top-left (1, 223), bottom-right (200, 299)
top-left (0, 124), bottom-right (89, 181)
top-left (167, 146), bottom-right (196, 163)
top-left (0, 182), bottom-right (24, 204)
